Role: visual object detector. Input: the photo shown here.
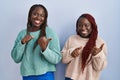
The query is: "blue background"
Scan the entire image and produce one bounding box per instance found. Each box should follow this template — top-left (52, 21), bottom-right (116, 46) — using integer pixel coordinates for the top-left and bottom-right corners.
top-left (0, 0), bottom-right (120, 80)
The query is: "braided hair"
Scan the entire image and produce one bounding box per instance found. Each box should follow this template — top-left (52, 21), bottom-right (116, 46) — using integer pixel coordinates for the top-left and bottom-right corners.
top-left (27, 4), bottom-right (48, 49)
top-left (76, 13), bottom-right (98, 72)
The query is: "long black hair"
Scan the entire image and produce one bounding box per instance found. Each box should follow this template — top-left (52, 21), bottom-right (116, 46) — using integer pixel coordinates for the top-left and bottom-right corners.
top-left (27, 4), bottom-right (48, 49)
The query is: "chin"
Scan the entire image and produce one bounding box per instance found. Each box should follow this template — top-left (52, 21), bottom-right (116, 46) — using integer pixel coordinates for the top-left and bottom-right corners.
top-left (80, 34), bottom-right (90, 38)
top-left (33, 25), bottom-right (41, 28)
top-left (33, 23), bottom-right (42, 27)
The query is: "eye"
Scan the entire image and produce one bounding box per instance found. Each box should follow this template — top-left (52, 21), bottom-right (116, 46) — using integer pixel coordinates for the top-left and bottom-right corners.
top-left (40, 14), bottom-right (45, 17)
top-left (32, 13), bottom-right (37, 16)
top-left (85, 24), bottom-right (90, 27)
top-left (78, 23), bottom-right (83, 27)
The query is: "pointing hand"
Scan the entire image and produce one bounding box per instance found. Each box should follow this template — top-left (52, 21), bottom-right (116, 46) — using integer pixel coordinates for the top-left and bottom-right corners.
top-left (21, 34), bottom-right (34, 44)
top-left (38, 36), bottom-right (52, 51)
top-left (91, 43), bottom-right (104, 56)
top-left (71, 47), bottom-right (82, 58)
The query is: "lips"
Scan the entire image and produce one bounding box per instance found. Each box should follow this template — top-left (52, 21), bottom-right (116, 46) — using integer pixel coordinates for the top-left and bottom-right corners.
top-left (32, 19), bottom-right (43, 27)
top-left (81, 31), bottom-right (87, 34)
top-left (34, 20), bottom-right (41, 24)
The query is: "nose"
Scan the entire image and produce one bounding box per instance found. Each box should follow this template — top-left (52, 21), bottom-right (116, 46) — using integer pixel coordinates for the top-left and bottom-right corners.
top-left (81, 25), bottom-right (86, 30)
top-left (36, 14), bottom-right (41, 19)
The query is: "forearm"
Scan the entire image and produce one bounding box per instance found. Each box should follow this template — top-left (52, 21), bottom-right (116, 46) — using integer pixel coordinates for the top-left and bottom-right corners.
top-left (41, 47), bottom-right (62, 64)
top-left (11, 41), bottom-right (26, 63)
top-left (62, 48), bottom-right (75, 64)
top-left (92, 51), bottom-right (107, 71)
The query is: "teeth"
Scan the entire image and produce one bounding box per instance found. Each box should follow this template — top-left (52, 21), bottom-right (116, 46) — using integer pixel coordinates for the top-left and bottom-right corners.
top-left (35, 20), bottom-right (40, 24)
top-left (82, 31), bottom-right (87, 34)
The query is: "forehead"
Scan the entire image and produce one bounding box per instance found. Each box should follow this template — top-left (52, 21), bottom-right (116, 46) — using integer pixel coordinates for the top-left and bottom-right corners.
top-left (32, 7), bottom-right (45, 13)
top-left (79, 17), bottom-right (90, 23)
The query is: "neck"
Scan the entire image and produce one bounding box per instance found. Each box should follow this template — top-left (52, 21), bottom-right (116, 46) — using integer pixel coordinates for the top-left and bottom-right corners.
top-left (27, 26), bottom-right (40, 32)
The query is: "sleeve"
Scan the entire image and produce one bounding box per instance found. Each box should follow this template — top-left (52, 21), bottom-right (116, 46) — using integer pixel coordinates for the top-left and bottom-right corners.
top-left (41, 30), bottom-right (62, 64)
top-left (92, 42), bottom-right (107, 71)
top-left (11, 31), bottom-right (26, 63)
top-left (61, 37), bottom-right (74, 64)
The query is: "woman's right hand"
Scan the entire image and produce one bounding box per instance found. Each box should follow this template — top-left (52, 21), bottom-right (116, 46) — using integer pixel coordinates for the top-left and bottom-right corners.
top-left (71, 47), bottom-right (82, 58)
top-left (21, 34), bottom-right (34, 44)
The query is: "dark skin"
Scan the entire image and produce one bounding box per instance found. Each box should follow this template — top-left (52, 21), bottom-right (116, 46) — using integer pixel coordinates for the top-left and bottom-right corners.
top-left (71, 17), bottom-right (104, 58)
top-left (71, 44), bottom-right (104, 58)
top-left (21, 34), bottom-right (34, 44)
top-left (71, 47), bottom-right (82, 57)
top-left (91, 43), bottom-right (104, 56)
top-left (38, 36), bottom-right (52, 51)
top-left (21, 7), bottom-right (52, 51)
top-left (21, 35), bottom-right (52, 51)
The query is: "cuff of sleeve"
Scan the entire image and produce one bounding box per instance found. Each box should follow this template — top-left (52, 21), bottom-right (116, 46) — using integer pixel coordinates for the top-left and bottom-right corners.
top-left (41, 46), bottom-right (50, 55)
top-left (92, 50), bottom-right (104, 58)
top-left (18, 41), bottom-right (26, 46)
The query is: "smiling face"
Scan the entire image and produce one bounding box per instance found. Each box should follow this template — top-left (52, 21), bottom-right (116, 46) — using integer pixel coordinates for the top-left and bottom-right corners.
top-left (77, 17), bottom-right (92, 38)
top-left (30, 7), bottom-right (45, 28)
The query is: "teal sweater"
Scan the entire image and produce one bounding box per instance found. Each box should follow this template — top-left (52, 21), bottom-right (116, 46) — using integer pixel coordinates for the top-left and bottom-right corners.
top-left (11, 27), bottom-right (62, 76)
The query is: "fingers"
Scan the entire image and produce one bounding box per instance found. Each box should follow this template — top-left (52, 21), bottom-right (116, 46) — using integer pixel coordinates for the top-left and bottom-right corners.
top-left (71, 51), bottom-right (78, 57)
top-left (99, 43), bottom-right (104, 50)
top-left (28, 35), bottom-right (34, 41)
top-left (21, 35), bottom-right (34, 44)
top-left (71, 51), bottom-right (79, 57)
top-left (91, 43), bottom-right (104, 56)
top-left (71, 47), bottom-right (82, 58)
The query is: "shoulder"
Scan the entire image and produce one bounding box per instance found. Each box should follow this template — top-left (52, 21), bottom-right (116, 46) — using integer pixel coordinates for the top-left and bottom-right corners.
top-left (18, 29), bottom-right (26, 34)
top-left (45, 26), bottom-right (59, 39)
top-left (17, 29), bottom-right (27, 37)
top-left (46, 26), bottom-right (54, 32)
top-left (46, 26), bottom-right (57, 35)
top-left (96, 36), bottom-right (107, 47)
top-left (68, 35), bottom-right (80, 40)
top-left (66, 35), bottom-right (79, 42)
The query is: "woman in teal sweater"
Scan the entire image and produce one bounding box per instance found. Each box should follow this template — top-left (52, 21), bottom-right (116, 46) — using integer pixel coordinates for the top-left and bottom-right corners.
top-left (11, 4), bottom-right (62, 80)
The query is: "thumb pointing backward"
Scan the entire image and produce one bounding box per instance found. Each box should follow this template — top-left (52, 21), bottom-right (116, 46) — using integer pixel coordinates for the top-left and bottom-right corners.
top-left (100, 43), bottom-right (104, 50)
top-left (47, 38), bottom-right (52, 42)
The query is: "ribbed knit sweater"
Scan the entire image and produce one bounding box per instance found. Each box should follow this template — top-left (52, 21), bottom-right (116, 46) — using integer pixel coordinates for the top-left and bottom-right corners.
top-left (11, 27), bottom-right (62, 76)
top-left (62, 35), bottom-right (107, 80)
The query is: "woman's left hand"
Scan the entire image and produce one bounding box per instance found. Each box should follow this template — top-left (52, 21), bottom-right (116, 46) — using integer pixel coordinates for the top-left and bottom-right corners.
top-left (91, 43), bottom-right (104, 56)
top-left (38, 36), bottom-right (52, 51)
